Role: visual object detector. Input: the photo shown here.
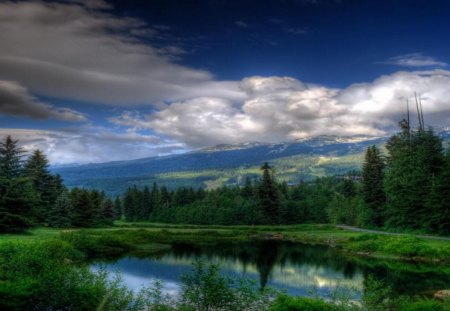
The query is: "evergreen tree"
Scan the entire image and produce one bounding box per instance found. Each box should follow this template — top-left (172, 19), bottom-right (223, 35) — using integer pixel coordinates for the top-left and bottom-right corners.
top-left (123, 186), bottom-right (138, 221)
top-left (70, 188), bottom-right (93, 227)
top-left (23, 149), bottom-right (56, 223)
top-left (0, 135), bottom-right (24, 179)
top-left (258, 162), bottom-right (281, 224)
top-left (426, 149), bottom-right (450, 235)
top-left (0, 136), bottom-right (35, 232)
top-left (141, 186), bottom-right (152, 220)
top-left (99, 197), bottom-right (115, 225)
top-left (114, 196), bottom-right (123, 220)
top-left (48, 191), bottom-right (72, 228)
top-left (241, 177), bottom-right (254, 199)
top-left (0, 177), bottom-right (37, 232)
top-left (384, 126), bottom-right (443, 230)
top-left (362, 146), bottom-right (386, 227)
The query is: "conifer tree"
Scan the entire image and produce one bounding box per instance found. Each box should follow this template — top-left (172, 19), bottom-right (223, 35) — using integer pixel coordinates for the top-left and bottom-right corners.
top-left (384, 126), bottom-right (443, 230)
top-left (426, 149), bottom-right (450, 235)
top-left (258, 162), bottom-right (281, 224)
top-left (0, 136), bottom-right (35, 232)
top-left (114, 196), bottom-right (123, 220)
top-left (0, 135), bottom-right (24, 179)
top-left (70, 188), bottom-right (93, 227)
top-left (23, 149), bottom-right (55, 222)
top-left (362, 146), bottom-right (386, 227)
top-left (48, 191), bottom-right (72, 228)
top-left (99, 197), bottom-right (115, 225)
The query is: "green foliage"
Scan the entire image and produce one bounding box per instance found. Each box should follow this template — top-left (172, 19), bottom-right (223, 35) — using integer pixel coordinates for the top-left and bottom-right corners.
top-left (258, 162), bottom-right (281, 224)
top-left (268, 294), bottom-right (330, 311)
top-left (48, 191), bottom-right (72, 227)
top-left (426, 149), bottom-right (450, 235)
top-left (60, 230), bottom-right (132, 258)
top-left (384, 128), bottom-right (444, 231)
top-left (362, 145), bottom-right (386, 227)
top-left (0, 239), bottom-right (139, 311)
top-left (0, 177), bottom-right (36, 232)
top-left (347, 234), bottom-right (450, 260)
top-left (180, 260), bottom-right (275, 311)
top-left (397, 299), bottom-right (450, 311)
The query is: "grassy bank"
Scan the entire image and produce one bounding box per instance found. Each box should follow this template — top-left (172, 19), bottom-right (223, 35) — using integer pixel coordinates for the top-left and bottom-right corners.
top-left (1, 223), bottom-right (449, 263)
top-left (0, 223), bottom-right (449, 310)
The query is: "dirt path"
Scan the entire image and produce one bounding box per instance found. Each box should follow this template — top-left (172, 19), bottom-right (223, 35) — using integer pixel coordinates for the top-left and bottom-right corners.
top-left (336, 224), bottom-right (450, 241)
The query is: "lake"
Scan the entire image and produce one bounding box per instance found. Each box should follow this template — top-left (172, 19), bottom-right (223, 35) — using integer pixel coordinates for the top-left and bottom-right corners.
top-left (91, 241), bottom-right (449, 299)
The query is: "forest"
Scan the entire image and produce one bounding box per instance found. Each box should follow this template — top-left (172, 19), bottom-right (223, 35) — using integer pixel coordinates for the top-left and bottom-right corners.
top-left (0, 122), bottom-right (449, 235)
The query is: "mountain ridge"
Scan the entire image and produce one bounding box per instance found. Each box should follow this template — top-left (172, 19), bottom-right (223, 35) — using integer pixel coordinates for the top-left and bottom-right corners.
top-left (52, 134), bottom-right (391, 195)
top-left (51, 131), bottom-right (450, 196)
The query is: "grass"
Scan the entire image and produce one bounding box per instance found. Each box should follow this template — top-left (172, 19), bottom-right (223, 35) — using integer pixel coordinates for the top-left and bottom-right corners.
top-left (0, 223), bottom-right (448, 263)
top-left (0, 227), bottom-right (61, 243)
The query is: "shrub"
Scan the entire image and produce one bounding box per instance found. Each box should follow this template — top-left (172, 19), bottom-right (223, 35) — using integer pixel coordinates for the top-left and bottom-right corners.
top-left (268, 294), bottom-right (330, 311)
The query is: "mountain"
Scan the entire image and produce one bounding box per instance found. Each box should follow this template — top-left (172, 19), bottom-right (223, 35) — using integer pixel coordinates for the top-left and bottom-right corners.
top-left (52, 135), bottom-right (391, 196)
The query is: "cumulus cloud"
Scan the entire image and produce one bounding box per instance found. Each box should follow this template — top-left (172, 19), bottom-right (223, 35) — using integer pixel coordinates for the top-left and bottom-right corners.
top-left (383, 53), bottom-right (447, 67)
top-left (110, 70), bottom-right (450, 148)
top-left (0, 127), bottom-right (186, 164)
top-left (0, 80), bottom-right (86, 121)
top-left (0, 1), bottom-right (243, 105)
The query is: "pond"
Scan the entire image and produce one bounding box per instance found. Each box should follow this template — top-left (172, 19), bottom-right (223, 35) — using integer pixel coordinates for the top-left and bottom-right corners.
top-left (91, 241), bottom-right (449, 299)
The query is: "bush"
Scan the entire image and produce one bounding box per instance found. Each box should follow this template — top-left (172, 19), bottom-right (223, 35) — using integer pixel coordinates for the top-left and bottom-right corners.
top-left (268, 294), bottom-right (330, 311)
top-left (180, 260), bottom-right (275, 311)
top-left (0, 240), bottom-right (137, 310)
top-left (397, 299), bottom-right (450, 311)
top-left (60, 230), bottom-right (132, 257)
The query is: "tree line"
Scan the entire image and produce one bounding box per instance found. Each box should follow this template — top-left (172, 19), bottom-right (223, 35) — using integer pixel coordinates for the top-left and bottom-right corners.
top-left (121, 123), bottom-right (449, 235)
top-left (0, 136), bottom-right (120, 232)
top-left (1, 121), bottom-right (449, 234)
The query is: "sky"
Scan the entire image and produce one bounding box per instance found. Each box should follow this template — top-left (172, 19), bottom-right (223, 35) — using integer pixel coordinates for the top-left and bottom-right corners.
top-left (1, 0), bottom-right (450, 164)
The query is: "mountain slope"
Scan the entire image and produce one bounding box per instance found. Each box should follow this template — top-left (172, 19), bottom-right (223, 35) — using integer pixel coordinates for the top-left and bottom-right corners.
top-left (52, 135), bottom-right (389, 195)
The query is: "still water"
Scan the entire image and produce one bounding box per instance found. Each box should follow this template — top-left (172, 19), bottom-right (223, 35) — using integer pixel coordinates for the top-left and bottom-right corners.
top-left (91, 241), bottom-right (449, 299)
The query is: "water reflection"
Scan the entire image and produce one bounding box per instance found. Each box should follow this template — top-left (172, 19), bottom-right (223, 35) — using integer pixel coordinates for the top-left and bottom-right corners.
top-left (92, 241), bottom-right (365, 298)
top-left (92, 241), bottom-right (450, 299)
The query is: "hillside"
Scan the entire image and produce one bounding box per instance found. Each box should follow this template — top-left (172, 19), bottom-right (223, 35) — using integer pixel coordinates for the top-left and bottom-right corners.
top-left (52, 135), bottom-right (390, 196)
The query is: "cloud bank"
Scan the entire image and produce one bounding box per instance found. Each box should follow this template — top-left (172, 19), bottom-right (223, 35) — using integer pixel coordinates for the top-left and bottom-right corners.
top-left (0, 0), bottom-right (243, 105)
top-left (111, 70), bottom-right (450, 148)
top-left (0, 127), bottom-right (186, 165)
top-left (383, 53), bottom-right (447, 68)
top-left (0, 80), bottom-right (86, 121)
top-left (2, 1), bottom-right (450, 164)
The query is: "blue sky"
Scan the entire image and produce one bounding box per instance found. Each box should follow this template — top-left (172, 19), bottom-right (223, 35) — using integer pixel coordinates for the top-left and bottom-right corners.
top-left (1, 0), bottom-right (450, 164)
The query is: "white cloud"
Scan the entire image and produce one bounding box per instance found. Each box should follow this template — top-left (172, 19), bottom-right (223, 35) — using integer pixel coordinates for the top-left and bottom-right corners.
top-left (6, 69), bottom-right (450, 164)
top-left (0, 127), bottom-right (186, 164)
top-left (0, 80), bottom-right (86, 121)
top-left (383, 53), bottom-right (447, 67)
top-left (111, 70), bottom-right (450, 149)
top-left (0, 1), bottom-right (243, 106)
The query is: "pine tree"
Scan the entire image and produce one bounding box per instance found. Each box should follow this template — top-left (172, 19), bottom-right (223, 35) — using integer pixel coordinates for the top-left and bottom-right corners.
top-left (48, 191), bottom-right (72, 228)
top-left (258, 162), bottom-right (281, 224)
top-left (426, 150), bottom-right (450, 235)
top-left (241, 177), bottom-right (254, 199)
top-left (123, 186), bottom-right (138, 221)
top-left (0, 136), bottom-right (36, 232)
top-left (141, 186), bottom-right (152, 220)
top-left (114, 196), bottom-right (123, 220)
top-left (384, 127), bottom-right (443, 230)
top-left (23, 149), bottom-right (55, 223)
top-left (0, 177), bottom-right (37, 232)
top-left (70, 188), bottom-right (93, 227)
top-left (0, 135), bottom-right (24, 179)
top-left (362, 146), bottom-right (386, 227)
top-left (99, 197), bottom-right (115, 225)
